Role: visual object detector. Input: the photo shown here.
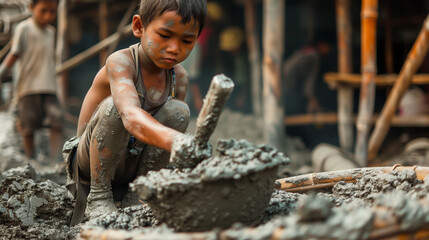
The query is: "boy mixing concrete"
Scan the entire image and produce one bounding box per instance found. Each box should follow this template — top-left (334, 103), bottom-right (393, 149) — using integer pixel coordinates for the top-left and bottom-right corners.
top-left (0, 0), bottom-right (63, 163)
top-left (63, 0), bottom-right (211, 224)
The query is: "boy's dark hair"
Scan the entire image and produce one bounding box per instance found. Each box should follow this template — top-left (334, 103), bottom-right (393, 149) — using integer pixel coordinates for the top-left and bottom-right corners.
top-left (32, 0), bottom-right (59, 5)
top-left (139, 0), bottom-right (206, 35)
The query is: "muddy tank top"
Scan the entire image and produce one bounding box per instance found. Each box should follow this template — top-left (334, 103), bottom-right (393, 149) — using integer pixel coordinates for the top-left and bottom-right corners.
top-left (128, 43), bottom-right (176, 115)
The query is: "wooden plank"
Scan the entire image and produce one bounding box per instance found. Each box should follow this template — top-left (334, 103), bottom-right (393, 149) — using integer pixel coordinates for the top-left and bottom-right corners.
top-left (284, 112), bottom-right (429, 127)
top-left (325, 73), bottom-right (429, 88)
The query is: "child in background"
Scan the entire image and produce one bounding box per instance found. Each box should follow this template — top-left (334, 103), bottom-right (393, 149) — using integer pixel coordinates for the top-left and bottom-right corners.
top-left (63, 0), bottom-right (210, 224)
top-left (0, 0), bottom-right (63, 163)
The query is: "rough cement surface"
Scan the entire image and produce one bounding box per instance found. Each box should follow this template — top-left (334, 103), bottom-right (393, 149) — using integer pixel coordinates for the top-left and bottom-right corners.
top-left (333, 169), bottom-right (423, 203)
top-left (0, 164), bottom-right (79, 239)
top-left (1, 111), bottom-right (429, 239)
top-left (132, 138), bottom-right (290, 232)
top-left (84, 203), bottom-right (159, 230)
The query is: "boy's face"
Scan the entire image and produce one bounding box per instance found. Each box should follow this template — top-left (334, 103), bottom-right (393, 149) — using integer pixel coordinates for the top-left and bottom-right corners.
top-left (139, 11), bottom-right (199, 69)
top-left (31, 1), bottom-right (58, 27)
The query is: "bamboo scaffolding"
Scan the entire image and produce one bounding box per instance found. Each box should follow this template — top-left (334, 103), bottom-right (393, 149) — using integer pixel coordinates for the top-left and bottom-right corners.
top-left (355, 0), bottom-right (378, 166)
top-left (275, 165), bottom-right (429, 192)
top-left (325, 73), bottom-right (429, 87)
top-left (262, 0), bottom-right (285, 149)
top-left (284, 112), bottom-right (429, 127)
top-left (335, 0), bottom-right (354, 153)
top-left (55, 24), bottom-right (132, 75)
top-left (368, 14), bottom-right (429, 161)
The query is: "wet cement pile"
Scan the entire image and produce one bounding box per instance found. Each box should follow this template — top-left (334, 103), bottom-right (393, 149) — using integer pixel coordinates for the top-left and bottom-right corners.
top-left (131, 138), bottom-right (290, 232)
top-left (2, 162), bottom-right (429, 239)
top-left (1, 109), bottom-right (429, 239)
top-left (80, 169), bottom-right (429, 240)
top-left (0, 164), bottom-right (80, 239)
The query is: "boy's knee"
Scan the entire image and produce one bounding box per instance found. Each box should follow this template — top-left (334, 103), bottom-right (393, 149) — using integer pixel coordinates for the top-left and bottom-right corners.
top-left (91, 97), bottom-right (129, 148)
top-left (154, 99), bottom-right (190, 133)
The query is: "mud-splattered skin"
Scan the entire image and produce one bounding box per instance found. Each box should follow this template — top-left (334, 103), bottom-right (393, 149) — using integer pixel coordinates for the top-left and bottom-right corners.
top-left (74, 10), bottom-right (200, 219)
top-left (77, 10), bottom-right (199, 150)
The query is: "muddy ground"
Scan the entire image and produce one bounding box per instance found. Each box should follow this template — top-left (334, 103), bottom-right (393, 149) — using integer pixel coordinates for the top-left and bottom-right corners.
top-left (1, 109), bottom-right (429, 239)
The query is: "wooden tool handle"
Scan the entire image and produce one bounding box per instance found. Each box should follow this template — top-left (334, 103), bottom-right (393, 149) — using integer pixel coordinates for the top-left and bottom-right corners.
top-left (194, 74), bottom-right (234, 145)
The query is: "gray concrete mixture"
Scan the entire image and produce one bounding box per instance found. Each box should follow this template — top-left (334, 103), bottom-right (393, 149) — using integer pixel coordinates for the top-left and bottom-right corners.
top-left (1, 110), bottom-right (429, 239)
top-left (131, 138), bottom-right (290, 232)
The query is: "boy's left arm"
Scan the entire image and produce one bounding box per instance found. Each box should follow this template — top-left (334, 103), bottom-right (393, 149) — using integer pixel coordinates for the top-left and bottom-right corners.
top-left (174, 64), bottom-right (189, 101)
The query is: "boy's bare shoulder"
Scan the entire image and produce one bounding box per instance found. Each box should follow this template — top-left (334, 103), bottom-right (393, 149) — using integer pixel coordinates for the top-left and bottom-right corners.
top-left (106, 49), bottom-right (135, 68)
top-left (105, 48), bottom-right (136, 76)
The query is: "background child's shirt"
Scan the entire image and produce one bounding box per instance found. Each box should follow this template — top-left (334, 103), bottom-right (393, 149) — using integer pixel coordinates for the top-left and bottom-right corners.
top-left (10, 18), bottom-right (57, 100)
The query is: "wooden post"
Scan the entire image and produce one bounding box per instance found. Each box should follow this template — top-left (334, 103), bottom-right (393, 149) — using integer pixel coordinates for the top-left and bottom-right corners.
top-left (354, 0), bottom-right (378, 166)
top-left (56, 24), bottom-right (132, 75)
top-left (56, 0), bottom-right (68, 107)
top-left (384, 0), bottom-right (394, 74)
top-left (244, 0), bottom-right (262, 116)
top-left (335, 0), bottom-right (354, 153)
top-left (99, 0), bottom-right (109, 66)
top-left (262, 0), bottom-right (285, 149)
top-left (368, 14), bottom-right (429, 160)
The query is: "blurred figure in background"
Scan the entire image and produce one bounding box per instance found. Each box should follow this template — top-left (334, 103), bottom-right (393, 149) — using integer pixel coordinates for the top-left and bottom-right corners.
top-left (283, 42), bottom-right (331, 115)
top-left (0, 0), bottom-right (63, 163)
top-left (219, 26), bottom-right (250, 112)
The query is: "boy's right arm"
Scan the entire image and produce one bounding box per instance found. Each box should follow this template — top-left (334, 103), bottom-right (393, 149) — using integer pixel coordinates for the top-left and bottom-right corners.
top-left (105, 51), bottom-right (211, 166)
top-left (106, 51), bottom-right (181, 152)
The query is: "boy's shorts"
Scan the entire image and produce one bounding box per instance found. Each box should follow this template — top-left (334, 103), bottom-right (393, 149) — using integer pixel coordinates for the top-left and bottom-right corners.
top-left (18, 94), bottom-right (63, 136)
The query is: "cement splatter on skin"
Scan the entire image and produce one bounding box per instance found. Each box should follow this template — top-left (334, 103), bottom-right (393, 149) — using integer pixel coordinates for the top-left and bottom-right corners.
top-left (113, 65), bottom-right (126, 73)
top-left (147, 41), bottom-right (153, 55)
top-left (146, 87), bottom-right (163, 101)
top-left (165, 20), bottom-right (175, 28)
top-left (109, 52), bottom-right (133, 67)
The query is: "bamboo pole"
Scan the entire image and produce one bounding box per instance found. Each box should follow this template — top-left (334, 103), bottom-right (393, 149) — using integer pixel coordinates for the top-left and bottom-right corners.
top-left (244, 0), bottom-right (262, 117)
top-left (335, 0), bottom-right (354, 153)
top-left (325, 73), bottom-right (429, 87)
top-left (56, 0), bottom-right (68, 107)
top-left (107, 2), bottom-right (136, 55)
top-left (262, 0), bottom-right (285, 149)
top-left (275, 165), bottom-right (429, 192)
top-left (284, 112), bottom-right (429, 127)
top-left (99, 0), bottom-right (109, 66)
top-left (354, 0), bottom-right (378, 166)
top-left (368, 14), bottom-right (429, 161)
top-left (384, 0), bottom-right (394, 74)
top-left (55, 24), bottom-right (132, 75)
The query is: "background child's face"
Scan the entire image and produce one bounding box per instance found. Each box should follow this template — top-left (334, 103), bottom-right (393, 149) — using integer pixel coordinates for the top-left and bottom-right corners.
top-left (31, 1), bottom-right (58, 27)
top-left (141, 11), bottom-right (199, 69)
